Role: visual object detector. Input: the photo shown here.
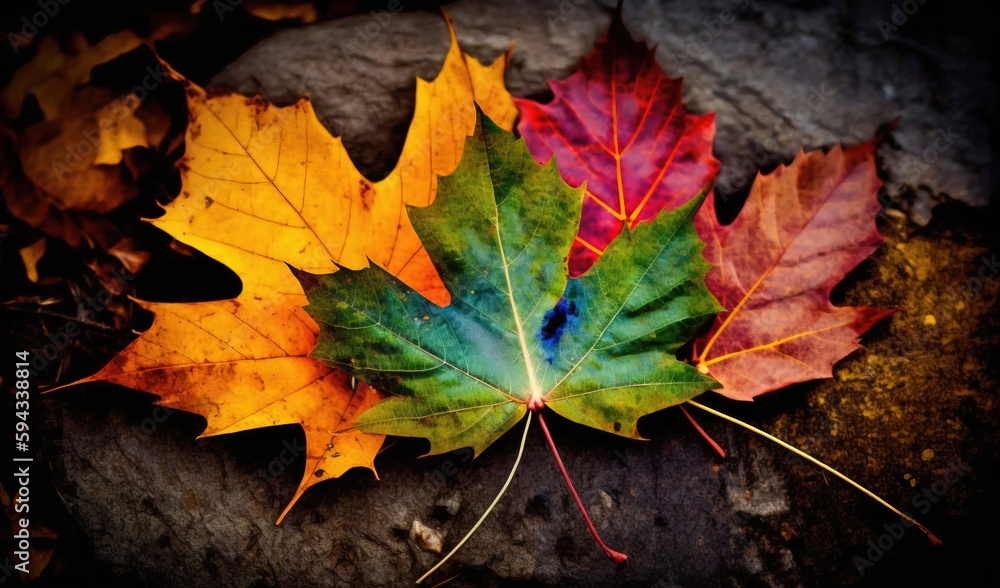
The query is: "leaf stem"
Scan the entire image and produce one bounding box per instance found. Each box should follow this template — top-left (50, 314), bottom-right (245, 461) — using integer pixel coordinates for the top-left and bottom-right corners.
top-left (679, 405), bottom-right (726, 459)
top-left (537, 412), bottom-right (628, 564)
top-left (686, 400), bottom-right (942, 546)
top-left (416, 412), bottom-right (534, 584)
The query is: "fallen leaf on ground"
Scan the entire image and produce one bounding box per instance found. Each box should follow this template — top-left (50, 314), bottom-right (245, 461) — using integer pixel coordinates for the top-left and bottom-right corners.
top-left (515, 15), bottom-right (718, 277)
top-left (2, 32), bottom-right (145, 121)
top-left (94, 94), bottom-right (164, 166)
top-left (152, 13), bottom-right (515, 306)
top-left (69, 251), bottom-right (384, 522)
top-left (19, 237), bottom-right (46, 282)
top-left (309, 112), bottom-right (721, 456)
top-left (1, 121), bottom-right (154, 278)
top-left (244, 0), bottom-right (318, 23)
top-left (104, 237), bottom-right (153, 274)
top-left (2, 179), bottom-right (84, 247)
top-left (58, 13), bottom-right (519, 519)
top-left (18, 87), bottom-right (139, 213)
top-left (693, 138), bottom-right (894, 400)
top-left (1, 141), bottom-right (85, 247)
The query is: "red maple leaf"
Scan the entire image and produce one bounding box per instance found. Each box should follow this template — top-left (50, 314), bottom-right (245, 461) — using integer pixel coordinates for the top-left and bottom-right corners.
top-left (515, 16), bottom-right (719, 277)
top-left (692, 138), bottom-right (895, 400)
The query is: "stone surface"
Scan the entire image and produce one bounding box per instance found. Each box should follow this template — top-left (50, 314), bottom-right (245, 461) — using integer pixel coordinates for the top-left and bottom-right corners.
top-left (212, 0), bottom-right (993, 221)
top-left (32, 0), bottom-right (998, 586)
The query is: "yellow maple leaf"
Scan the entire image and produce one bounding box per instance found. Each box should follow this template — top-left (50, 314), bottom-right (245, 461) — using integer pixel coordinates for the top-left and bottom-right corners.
top-left (73, 247), bottom-right (382, 523)
top-left (152, 13), bottom-right (515, 306)
top-left (60, 13), bottom-right (516, 521)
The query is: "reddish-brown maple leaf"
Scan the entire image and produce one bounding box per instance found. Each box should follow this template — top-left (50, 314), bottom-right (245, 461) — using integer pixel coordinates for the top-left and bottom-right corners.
top-left (693, 138), bottom-right (894, 400)
top-left (515, 15), bottom-right (719, 276)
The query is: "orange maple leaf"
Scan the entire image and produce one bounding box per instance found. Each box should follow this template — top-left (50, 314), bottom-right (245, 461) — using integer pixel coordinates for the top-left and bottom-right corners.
top-left (62, 13), bottom-right (516, 521)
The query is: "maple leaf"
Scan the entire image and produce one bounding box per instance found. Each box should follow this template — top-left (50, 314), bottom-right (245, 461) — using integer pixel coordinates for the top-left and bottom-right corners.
top-left (69, 262), bottom-right (384, 522)
top-left (1, 34), bottom-right (171, 269)
top-left (1, 31), bottom-right (145, 120)
top-left (308, 111), bottom-right (721, 456)
top-left (58, 13), bottom-right (518, 521)
top-left (515, 15), bottom-right (719, 277)
top-left (19, 87), bottom-right (143, 214)
top-left (153, 13), bottom-right (515, 306)
top-left (692, 138), bottom-right (894, 400)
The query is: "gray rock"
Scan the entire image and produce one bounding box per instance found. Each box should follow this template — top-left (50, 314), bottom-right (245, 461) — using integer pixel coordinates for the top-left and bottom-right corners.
top-left (211, 0), bottom-right (993, 219)
top-left (212, 0), bottom-right (612, 181)
top-left (409, 519), bottom-right (446, 554)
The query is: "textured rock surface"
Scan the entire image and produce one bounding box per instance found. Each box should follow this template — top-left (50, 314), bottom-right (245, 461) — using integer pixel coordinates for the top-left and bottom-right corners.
top-left (212, 0), bottom-right (993, 222)
top-left (35, 0), bottom-right (998, 586)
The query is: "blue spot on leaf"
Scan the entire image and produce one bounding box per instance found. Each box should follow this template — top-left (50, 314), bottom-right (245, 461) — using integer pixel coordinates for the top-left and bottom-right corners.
top-left (540, 297), bottom-right (579, 363)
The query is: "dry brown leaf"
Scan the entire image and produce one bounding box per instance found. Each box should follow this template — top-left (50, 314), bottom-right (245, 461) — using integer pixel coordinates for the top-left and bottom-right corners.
top-left (0, 149), bottom-right (84, 247)
top-left (2, 31), bottom-right (144, 120)
top-left (19, 237), bottom-right (46, 282)
top-left (105, 237), bottom-right (152, 274)
top-left (244, 0), bottom-right (318, 23)
top-left (94, 94), bottom-right (151, 165)
top-left (18, 87), bottom-right (139, 213)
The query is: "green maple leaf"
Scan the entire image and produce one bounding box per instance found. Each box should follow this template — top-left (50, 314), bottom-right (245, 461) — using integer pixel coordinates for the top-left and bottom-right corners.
top-left (307, 112), bottom-right (722, 457)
